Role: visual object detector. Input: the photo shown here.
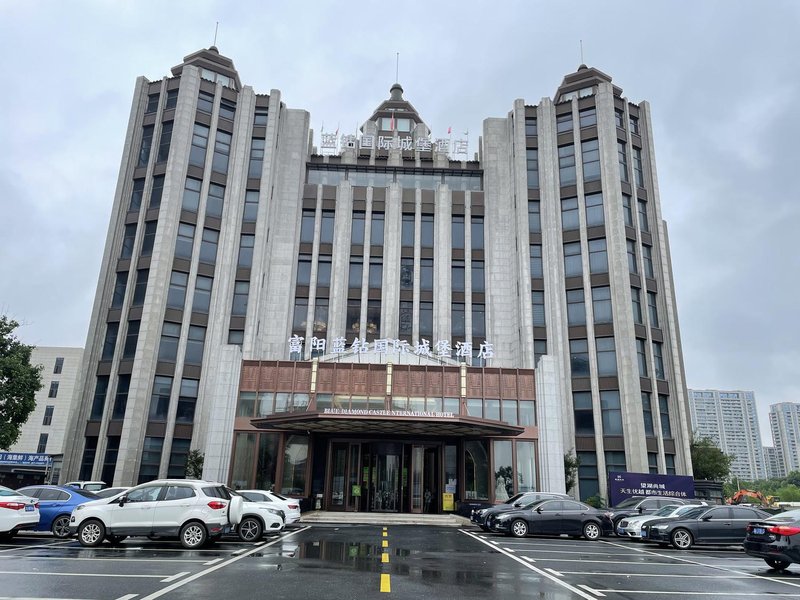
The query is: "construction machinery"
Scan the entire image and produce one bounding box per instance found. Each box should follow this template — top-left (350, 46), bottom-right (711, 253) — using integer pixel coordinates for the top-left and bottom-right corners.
top-left (727, 489), bottom-right (780, 507)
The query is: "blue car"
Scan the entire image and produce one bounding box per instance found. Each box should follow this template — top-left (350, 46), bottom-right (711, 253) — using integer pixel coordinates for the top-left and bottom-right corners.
top-left (16, 485), bottom-right (100, 538)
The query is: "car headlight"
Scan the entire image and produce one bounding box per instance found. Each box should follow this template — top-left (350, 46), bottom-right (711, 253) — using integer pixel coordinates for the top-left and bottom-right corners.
top-left (496, 514), bottom-right (513, 521)
top-left (477, 509), bottom-right (486, 516)
top-left (652, 524), bottom-right (668, 530)
top-left (74, 504), bottom-right (86, 512)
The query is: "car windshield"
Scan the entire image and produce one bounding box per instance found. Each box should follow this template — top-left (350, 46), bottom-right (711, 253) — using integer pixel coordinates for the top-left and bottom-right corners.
top-left (505, 493), bottom-right (526, 505)
top-left (674, 504), bottom-right (700, 516)
top-left (0, 488), bottom-right (19, 497)
top-left (767, 509), bottom-right (800, 523)
top-left (614, 497), bottom-right (643, 509)
top-left (652, 505), bottom-right (680, 517)
top-left (71, 488), bottom-right (100, 499)
top-left (521, 499), bottom-right (548, 510)
top-left (680, 506), bottom-right (711, 519)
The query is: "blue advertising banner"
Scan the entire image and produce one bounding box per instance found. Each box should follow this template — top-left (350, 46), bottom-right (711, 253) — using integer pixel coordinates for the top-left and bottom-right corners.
top-left (0, 452), bottom-right (52, 467)
top-left (607, 471), bottom-right (695, 507)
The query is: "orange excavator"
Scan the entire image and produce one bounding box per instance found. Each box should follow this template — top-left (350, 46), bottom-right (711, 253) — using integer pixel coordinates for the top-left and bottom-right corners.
top-left (727, 489), bottom-right (779, 507)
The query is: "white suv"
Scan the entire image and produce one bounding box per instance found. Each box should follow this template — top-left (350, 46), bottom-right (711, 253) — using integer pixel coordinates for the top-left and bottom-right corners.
top-left (69, 479), bottom-right (243, 549)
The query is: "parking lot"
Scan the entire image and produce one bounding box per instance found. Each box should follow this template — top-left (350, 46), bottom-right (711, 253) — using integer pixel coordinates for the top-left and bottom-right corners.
top-left (3, 526), bottom-right (800, 599)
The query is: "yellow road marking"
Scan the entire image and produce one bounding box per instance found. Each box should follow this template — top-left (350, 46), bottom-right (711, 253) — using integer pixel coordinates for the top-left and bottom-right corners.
top-left (382, 531), bottom-right (388, 537)
top-left (380, 573), bottom-right (391, 592)
top-left (382, 540), bottom-right (388, 548)
top-left (383, 527), bottom-right (388, 531)
top-left (382, 552), bottom-right (389, 563)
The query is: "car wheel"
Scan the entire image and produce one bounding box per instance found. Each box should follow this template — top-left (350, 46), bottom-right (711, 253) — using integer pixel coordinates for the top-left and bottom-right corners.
top-left (0, 531), bottom-right (16, 541)
top-left (583, 521), bottom-right (601, 541)
top-left (238, 516), bottom-right (263, 542)
top-left (765, 558), bottom-right (791, 571)
top-left (670, 528), bottom-right (693, 550)
top-left (510, 519), bottom-right (529, 538)
top-left (107, 535), bottom-right (127, 545)
top-left (612, 518), bottom-right (624, 536)
top-left (78, 520), bottom-right (106, 547)
top-left (179, 521), bottom-right (207, 549)
top-left (480, 525), bottom-right (489, 531)
top-left (51, 515), bottom-right (72, 538)
top-left (228, 496), bottom-right (244, 526)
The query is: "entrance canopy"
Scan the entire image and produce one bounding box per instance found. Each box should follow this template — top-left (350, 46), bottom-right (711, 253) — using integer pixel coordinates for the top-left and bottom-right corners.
top-left (253, 410), bottom-right (524, 437)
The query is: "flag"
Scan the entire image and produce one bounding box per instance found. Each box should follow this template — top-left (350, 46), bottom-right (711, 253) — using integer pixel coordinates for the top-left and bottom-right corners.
top-left (447, 126), bottom-right (452, 135)
top-left (390, 112), bottom-right (395, 131)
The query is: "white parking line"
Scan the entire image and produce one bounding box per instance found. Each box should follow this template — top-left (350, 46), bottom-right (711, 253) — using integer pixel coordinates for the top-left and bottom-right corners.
top-left (160, 572), bottom-right (189, 583)
top-left (0, 540), bottom-right (74, 554)
top-left (578, 583), bottom-right (606, 597)
top-left (545, 567), bottom-right (563, 577)
top-left (503, 548), bottom-right (515, 553)
top-left (116, 595), bottom-right (138, 600)
top-left (594, 591), bottom-right (800, 597)
top-left (0, 571), bottom-right (166, 579)
top-left (521, 556), bottom-right (536, 563)
top-left (459, 530), bottom-right (597, 600)
top-left (203, 557), bottom-right (223, 566)
top-left (0, 555), bottom-right (206, 564)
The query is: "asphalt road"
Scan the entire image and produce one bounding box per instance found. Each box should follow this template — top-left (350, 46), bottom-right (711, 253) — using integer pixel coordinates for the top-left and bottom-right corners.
top-left (3, 526), bottom-right (800, 599)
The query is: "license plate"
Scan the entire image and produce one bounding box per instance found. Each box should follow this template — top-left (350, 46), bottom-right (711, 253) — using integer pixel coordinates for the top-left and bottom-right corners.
top-left (752, 527), bottom-right (765, 535)
top-left (25, 505), bottom-right (34, 512)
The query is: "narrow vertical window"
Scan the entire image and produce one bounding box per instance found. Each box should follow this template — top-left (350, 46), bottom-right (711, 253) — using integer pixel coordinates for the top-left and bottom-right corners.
top-left (138, 125), bottom-right (154, 167)
top-left (156, 122), bottom-right (173, 163)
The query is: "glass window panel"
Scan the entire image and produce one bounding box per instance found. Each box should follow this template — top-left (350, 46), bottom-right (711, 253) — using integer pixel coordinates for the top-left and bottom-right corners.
top-left (493, 440), bottom-right (514, 500)
top-left (516, 441), bottom-right (536, 492)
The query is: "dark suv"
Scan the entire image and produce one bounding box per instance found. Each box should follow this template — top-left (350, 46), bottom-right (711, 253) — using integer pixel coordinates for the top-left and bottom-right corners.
top-left (605, 496), bottom-right (695, 534)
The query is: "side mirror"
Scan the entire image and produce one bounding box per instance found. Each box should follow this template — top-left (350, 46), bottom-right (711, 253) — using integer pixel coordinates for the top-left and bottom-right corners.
top-left (118, 496), bottom-right (127, 507)
top-left (637, 507), bottom-right (643, 513)
top-left (536, 507), bottom-right (543, 514)
top-left (701, 515), bottom-right (712, 521)
top-left (513, 502), bottom-right (521, 507)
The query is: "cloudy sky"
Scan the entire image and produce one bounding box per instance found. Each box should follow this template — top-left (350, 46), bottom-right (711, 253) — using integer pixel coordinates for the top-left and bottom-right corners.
top-left (1, 1), bottom-right (798, 441)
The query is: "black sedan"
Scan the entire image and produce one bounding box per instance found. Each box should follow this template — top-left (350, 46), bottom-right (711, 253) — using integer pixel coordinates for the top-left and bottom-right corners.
top-left (743, 509), bottom-right (800, 571)
top-left (642, 504), bottom-right (771, 549)
top-left (471, 491), bottom-right (570, 530)
top-left (486, 498), bottom-right (612, 540)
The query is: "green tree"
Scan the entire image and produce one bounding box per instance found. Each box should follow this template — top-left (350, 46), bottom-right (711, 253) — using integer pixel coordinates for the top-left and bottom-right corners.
top-left (0, 317), bottom-right (42, 450)
top-left (564, 451), bottom-right (580, 493)
top-left (690, 436), bottom-right (734, 481)
top-left (185, 449), bottom-right (204, 479)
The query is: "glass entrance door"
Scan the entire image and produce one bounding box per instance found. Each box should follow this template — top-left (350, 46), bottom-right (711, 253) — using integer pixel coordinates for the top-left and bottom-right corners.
top-left (368, 443), bottom-right (401, 512)
top-left (329, 442), bottom-right (361, 511)
top-left (410, 445), bottom-right (440, 513)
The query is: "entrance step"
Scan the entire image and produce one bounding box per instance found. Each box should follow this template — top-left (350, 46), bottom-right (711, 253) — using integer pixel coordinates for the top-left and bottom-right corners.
top-left (299, 511), bottom-right (471, 527)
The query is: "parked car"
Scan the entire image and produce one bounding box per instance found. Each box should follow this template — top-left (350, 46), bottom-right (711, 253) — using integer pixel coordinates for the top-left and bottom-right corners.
top-left (65, 481), bottom-right (107, 492)
top-left (604, 496), bottom-right (696, 534)
top-left (17, 485), bottom-right (99, 538)
top-left (237, 489), bottom-right (301, 526)
top-left (226, 489), bottom-right (285, 542)
top-left (94, 487), bottom-right (129, 499)
top-left (743, 509), bottom-right (800, 570)
top-left (617, 503), bottom-right (707, 539)
top-left (642, 504), bottom-right (771, 549)
top-left (69, 479), bottom-right (243, 549)
top-left (486, 498), bottom-right (613, 540)
top-left (471, 491), bottom-right (572, 531)
top-left (0, 485), bottom-right (39, 540)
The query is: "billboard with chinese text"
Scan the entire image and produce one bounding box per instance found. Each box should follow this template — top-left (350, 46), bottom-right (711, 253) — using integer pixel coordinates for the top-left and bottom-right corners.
top-left (607, 471), bottom-right (695, 506)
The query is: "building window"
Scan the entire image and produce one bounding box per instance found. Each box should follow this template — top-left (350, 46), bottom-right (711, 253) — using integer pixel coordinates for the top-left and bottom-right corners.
top-left (534, 340), bottom-right (547, 364)
top-left (642, 245), bottom-right (655, 278)
top-left (653, 341), bottom-right (665, 379)
top-left (138, 437), bottom-right (164, 484)
top-left (346, 299), bottom-right (361, 337)
top-left (206, 183), bottom-right (225, 219)
top-left (79, 436), bottom-right (98, 481)
top-left (532, 291), bottom-right (546, 327)
top-left (166, 271), bottom-right (188, 310)
top-left (629, 115), bottom-right (640, 135)
top-left (296, 254), bottom-right (312, 287)
top-left (637, 338), bottom-right (648, 377)
top-left (237, 234), bottom-right (255, 268)
top-left (347, 257), bottom-right (362, 290)
top-left (219, 98), bottom-right (236, 120)
top-left (419, 301), bottom-right (433, 338)
top-left (556, 113), bottom-right (573, 133)
top-left (627, 240), bottom-right (638, 274)
top-left (452, 303), bottom-right (466, 337)
top-left (573, 391), bottom-right (594, 435)
top-left (181, 177), bottom-right (202, 213)
top-left (605, 450), bottom-right (627, 477)
top-left (601, 390), bottom-right (623, 435)
top-left (37, 433), bottom-right (48, 454)
top-left (121, 224), bottom-right (137, 259)
top-left (248, 138), bottom-right (265, 178)
top-left (368, 259), bottom-right (383, 289)
top-left (631, 287), bottom-right (643, 324)
top-left (53, 357), bottom-right (64, 374)
top-left (528, 200), bottom-right (540, 233)
top-left (197, 91), bottom-right (214, 114)
top-left (177, 378), bottom-right (199, 423)
top-left (665, 454), bottom-right (676, 474)
top-left (401, 213), bottom-right (414, 247)
top-left (618, 141), bottom-right (629, 182)
top-left (112, 272), bottom-right (128, 309)
top-left (193, 275), bottom-right (213, 313)
top-left (563, 242), bottom-right (582, 277)
top-left (596, 337), bottom-right (617, 376)
top-left (526, 149), bottom-right (539, 188)
top-left (145, 93), bottom-right (160, 114)
top-left (558, 144), bottom-right (576, 185)
top-left (254, 108), bottom-right (268, 126)
top-left (471, 216), bottom-right (484, 250)
top-left (633, 147), bottom-right (644, 187)
top-left (212, 130), bottom-right (232, 174)
top-left (648, 452), bottom-right (658, 474)
top-left (121, 320), bottom-right (140, 359)
top-left (561, 197), bottom-right (579, 230)
top-left (566, 289), bottom-right (586, 326)
top-left (228, 329), bottom-right (244, 345)
top-left (577, 451), bottom-right (599, 501)
top-left (131, 269), bottom-right (149, 306)
top-left (199, 228), bottom-right (219, 264)
top-left (48, 381), bottom-right (59, 398)
top-left (642, 392), bottom-right (655, 436)
top-left (156, 122), bottom-right (172, 164)
top-left (622, 194), bottom-right (633, 227)
top-left (579, 107), bottom-right (597, 128)
top-left (112, 375), bottom-right (130, 420)
top-left (615, 108), bottom-right (625, 129)
top-left (638, 199), bottom-right (650, 232)
top-left (158, 322), bottom-right (181, 362)
top-left (569, 339), bottom-right (589, 377)
top-left (592, 286), bottom-right (612, 323)
top-left (647, 291), bottom-right (659, 327)
top-left (300, 209), bottom-right (315, 243)
top-left (90, 376), bottom-right (109, 420)
top-left (138, 125), bottom-right (154, 167)
top-left (451, 215), bottom-right (465, 249)
top-left (588, 238), bottom-right (608, 273)
top-left (314, 298), bottom-right (329, 337)
top-left (189, 123), bottom-right (210, 167)
top-left (366, 300), bottom-right (381, 338)
top-left (167, 438), bottom-right (191, 479)
top-left (320, 210), bottom-right (335, 244)
top-left (293, 298), bottom-right (308, 333)
top-left (419, 258), bottom-right (433, 291)
top-left (452, 260), bottom-right (465, 292)
top-left (524, 116), bottom-right (537, 136)
top-left (529, 245), bottom-right (543, 278)
top-left (421, 214), bottom-right (434, 248)
top-left (148, 175), bottom-right (165, 209)
top-left (585, 192), bottom-right (604, 227)
top-left (185, 325), bottom-right (206, 365)
top-left (582, 139), bottom-right (600, 182)
top-left (165, 89), bottom-right (178, 110)
top-left (174, 223), bottom-right (195, 259)
top-left (349, 211), bottom-right (365, 246)
top-left (659, 394), bottom-right (672, 438)
top-left (371, 212), bottom-right (385, 246)
top-left (472, 260), bottom-right (485, 292)
top-left (232, 281), bottom-right (249, 316)
top-left (42, 405), bottom-right (54, 426)
top-left (101, 322), bottom-right (119, 361)
top-left (130, 178), bottom-right (145, 212)
top-left (472, 303), bottom-right (486, 338)
top-left (243, 190), bottom-right (259, 223)
top-left (141, 221), bottom-right (157, 257)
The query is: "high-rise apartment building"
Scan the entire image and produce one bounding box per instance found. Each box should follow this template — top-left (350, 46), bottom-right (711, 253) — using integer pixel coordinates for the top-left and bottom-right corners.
top-left (2, 347), bottom-right (83, 486)
top-left (770, 403), bottom-right (800, 477)
top-left (764, 446), bottom-right (783, 480)
top-left (62, 47), bottom-right (692, 510)
top-left (688, 389), bottom-right (766, 481)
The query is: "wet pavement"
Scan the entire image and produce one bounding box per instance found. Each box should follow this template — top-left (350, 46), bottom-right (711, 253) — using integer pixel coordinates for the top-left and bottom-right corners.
top-left (2, 526), bottom-right (800, 598)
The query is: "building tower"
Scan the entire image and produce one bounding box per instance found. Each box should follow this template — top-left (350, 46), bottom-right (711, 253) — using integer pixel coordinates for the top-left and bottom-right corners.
top-left (770, 403), bottom-right (800, 477)
top-left (63, 50), bottom-right (692, 506)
